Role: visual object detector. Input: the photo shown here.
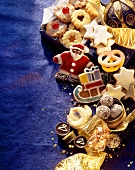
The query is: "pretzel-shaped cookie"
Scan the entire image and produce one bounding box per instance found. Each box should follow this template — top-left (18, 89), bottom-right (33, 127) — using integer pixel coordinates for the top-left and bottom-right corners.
top-left (98, 50), bottom-right (125, 72)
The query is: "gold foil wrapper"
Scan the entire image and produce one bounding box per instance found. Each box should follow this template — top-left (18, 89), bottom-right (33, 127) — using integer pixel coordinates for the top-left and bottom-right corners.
top-left (89, 0), bottom-right (135, 50)
top-left (55, 153), bottom-right (106, 170)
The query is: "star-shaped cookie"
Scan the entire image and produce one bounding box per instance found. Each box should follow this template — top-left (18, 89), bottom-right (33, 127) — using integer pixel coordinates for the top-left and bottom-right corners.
top-left (113, 67), bottom-right (135, 90)
top-left (89, 25), bottom-right (113, 46)
top-left (105, 84), bottom-right (126, 100)
top-left (83, 20), bottom-right (98, 38)
top-left (124, 84), bottom-right (135, 100)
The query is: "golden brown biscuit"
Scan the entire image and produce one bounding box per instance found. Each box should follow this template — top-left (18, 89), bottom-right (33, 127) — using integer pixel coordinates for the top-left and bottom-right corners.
top-left (69, 0), bottom-right (87, 9)
top-left (71, 9), bottom-right (91, 29)
top-left (85, 2), bottom-right (99, 20)
top-left (62, 30), bottom-right (82, 48)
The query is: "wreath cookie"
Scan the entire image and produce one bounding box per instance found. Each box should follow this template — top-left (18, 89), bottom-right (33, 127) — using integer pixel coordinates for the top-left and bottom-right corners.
top-left (62, 30), bottom-right (82, 48)
top-left (71, 9), bottom-right (91, 29)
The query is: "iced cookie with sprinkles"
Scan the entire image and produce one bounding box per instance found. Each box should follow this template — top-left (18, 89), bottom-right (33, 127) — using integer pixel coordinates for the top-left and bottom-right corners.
top-left (73, 66), bottom-right (105, 103)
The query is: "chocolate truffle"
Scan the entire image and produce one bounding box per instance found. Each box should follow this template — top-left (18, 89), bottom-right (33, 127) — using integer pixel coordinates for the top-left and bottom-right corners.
top-left (74, 136), bottom-right (87, 148)
top-left (110, 104), bottom-right (123, 118)
top-left (100, 94), bottom-right (114, 106)
top-left (96, 105), bottom-right (110, 119)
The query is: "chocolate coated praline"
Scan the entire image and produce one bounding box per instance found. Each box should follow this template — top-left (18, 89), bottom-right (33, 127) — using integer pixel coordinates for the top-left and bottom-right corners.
top-left (74, 136), bottom-right (87, 148)
top-left (55, 122), bottom-right (70, 137)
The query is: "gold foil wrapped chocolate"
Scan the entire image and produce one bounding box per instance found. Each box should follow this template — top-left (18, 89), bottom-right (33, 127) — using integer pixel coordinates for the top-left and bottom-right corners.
top-left (55, 153), bottom-right (107, 170)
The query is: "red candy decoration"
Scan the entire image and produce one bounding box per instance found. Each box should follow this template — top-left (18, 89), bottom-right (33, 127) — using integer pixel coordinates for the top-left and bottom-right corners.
top-left (52, 22), bottom-right (59, 29)
top-left (62, 7), bottom-right (69, 14)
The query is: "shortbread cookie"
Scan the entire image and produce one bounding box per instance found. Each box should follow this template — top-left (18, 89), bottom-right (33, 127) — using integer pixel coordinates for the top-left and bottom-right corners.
top-left (69, 0), bottom-right (87, 9)
top-left (68, 23), bottom-right (86, 37)
top-left (113, 66), bottom-right (135, 90)
top-left (85, 2), bottom-right (99, 20)
top-left (46, 19), bottom-right (68, 38)
top-left (54, 3), bottom-right (75, 23)
top-left (71, 9), bottom-right (91, 29)
top-left (62, 30), bottom-right (82, 47)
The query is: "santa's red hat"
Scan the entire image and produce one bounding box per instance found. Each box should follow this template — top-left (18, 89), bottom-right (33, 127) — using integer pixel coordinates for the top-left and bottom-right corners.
top-left (70, 43), bottom-right (89, 53)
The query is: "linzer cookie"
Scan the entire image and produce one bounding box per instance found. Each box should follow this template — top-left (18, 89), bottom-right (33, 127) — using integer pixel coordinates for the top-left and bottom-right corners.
top-left (55, 122), bottom-right (70, 137)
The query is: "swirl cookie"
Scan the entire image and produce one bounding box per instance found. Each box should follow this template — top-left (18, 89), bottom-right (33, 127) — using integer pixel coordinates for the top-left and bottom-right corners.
top-left (71, 9), bottom-right (91, 29)
top-left (46, 19), bottom-right (68, 38)
top-left (62, 30), bottom-right (82, 48)
top-left (54, 3), bottom-right (75, 23)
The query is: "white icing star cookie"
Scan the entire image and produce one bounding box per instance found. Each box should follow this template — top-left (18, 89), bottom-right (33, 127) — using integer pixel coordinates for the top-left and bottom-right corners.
top-left (89, 25), bottom-right (113, 46)
top-left (124, 83), bottom-right (135, 100)
top-left (90, 39), bottom-right (115, 55)
top-left (104, 84), bottom-right (126, 100)
top-left (83, 20), bottom-right (98, 39)
top-left (113, 67), bottom-right (135, 90)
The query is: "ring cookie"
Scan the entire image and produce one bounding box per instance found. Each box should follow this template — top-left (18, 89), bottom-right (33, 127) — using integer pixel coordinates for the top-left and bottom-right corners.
top-left (54, 3), bottom-right (75, 23)
top-left (71, 9), bottom-right (91, 29)
top-left (46, 19), bottom-right (68, 38)
top-left (98, 50), bottom-right (125, 72)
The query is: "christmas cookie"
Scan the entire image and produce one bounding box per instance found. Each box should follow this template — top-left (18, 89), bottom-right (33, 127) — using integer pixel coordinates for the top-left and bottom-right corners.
top-left (71, 9), bottom-right (91, 29)
top-left (113, 66), bottom-right (135, 90)
top-left (69, 0), bottom-right (87, 9)
top-left (46, 19), bottom-right (67, 38)
top-left (85, 2), bottom-right (99, 20)
top-left (54, 3), bottom-right (75, 23)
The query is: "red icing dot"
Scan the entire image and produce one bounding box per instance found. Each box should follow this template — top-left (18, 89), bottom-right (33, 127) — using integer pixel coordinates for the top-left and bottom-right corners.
top-left (62, 7), bottom-right (69, 14)
top-left (52, 22), bottom-right (59, 29)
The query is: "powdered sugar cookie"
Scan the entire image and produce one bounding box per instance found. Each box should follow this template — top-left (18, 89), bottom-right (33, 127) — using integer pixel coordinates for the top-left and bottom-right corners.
top-left (113, 66), bottom-right (135, 90)
top-left (71, 9), bottom-right (91, 29)
top-left (54, 2), bottom-right (75, 23)
top-left (67, 105), bottom-right (92, 129)
top-left (123, 84), bottom-right (135, 100)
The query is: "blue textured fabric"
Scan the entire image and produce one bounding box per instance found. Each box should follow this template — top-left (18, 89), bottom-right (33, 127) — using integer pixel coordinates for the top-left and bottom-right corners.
top-left (0, 0), bottom-right (135, 170)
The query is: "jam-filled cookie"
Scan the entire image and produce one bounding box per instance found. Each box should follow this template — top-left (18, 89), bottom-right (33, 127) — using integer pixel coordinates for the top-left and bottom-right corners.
top-left (46, 19), bottom-right (68, 38)
top-left (71, 9), bottom-right (91, 29)
top-left (54, 3), bottom-right (75, 23)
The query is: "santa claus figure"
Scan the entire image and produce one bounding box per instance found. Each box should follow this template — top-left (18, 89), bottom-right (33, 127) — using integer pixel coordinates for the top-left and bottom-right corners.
top-left (53, 43), bottom-right (94, 82)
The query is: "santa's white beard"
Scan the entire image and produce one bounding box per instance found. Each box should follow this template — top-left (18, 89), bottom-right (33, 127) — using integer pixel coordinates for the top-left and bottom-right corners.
top-left (70, 49), bottom-right (83, 61)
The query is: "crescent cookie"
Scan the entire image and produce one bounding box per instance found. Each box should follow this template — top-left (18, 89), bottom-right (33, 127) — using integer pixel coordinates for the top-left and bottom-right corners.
top-left (71, 9), bottom-right (91, 29)
top-left (62, 30), bottom-right (82, 48)
top-left (54, 3), bottom-right (75, 23)
top-left (67, 105), bottom-right (92, 129)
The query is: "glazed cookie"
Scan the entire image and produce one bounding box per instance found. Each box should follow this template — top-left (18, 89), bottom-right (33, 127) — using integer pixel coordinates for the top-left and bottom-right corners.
top-left (62, 30), bottom-right (82, 48)
top-left (71, 9), bottom-right (91, 29)
top-left (46, 19), bottom-right (68, 38)
top-left (69, 0), bottom-right (87, 9)
top-left (54, 3), bottom-right (75, 23)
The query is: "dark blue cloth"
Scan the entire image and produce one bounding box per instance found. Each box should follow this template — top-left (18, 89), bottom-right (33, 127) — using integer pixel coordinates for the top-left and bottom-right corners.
top-left (0, 0), bottom-right (135, 170)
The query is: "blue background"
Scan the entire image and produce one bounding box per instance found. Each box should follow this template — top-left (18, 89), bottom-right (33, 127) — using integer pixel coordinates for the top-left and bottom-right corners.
top-left (0, 0), bottom-right (135, 170)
